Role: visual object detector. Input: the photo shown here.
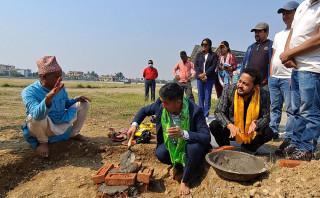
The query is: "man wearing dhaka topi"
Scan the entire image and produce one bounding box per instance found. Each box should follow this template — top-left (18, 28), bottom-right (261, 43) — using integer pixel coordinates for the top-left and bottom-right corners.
top-left (21, 56), bottom-right (91, 157)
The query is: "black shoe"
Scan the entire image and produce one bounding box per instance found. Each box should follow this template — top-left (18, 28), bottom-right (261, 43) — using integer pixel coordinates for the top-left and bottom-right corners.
top-left (275, 145), bottom-right (298, 157)
top-left (279, 138), bottom-right (291, 150)
top-left (241, 144), bottom-right (258, 155)
top-left (290, 150), bottom-right (313, 161)
top-left (273, 133), bottom-right (279, 140)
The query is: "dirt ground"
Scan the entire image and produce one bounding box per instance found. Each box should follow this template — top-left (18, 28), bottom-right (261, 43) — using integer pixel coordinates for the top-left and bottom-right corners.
top-left (1, 79), bottom-right (320, 198)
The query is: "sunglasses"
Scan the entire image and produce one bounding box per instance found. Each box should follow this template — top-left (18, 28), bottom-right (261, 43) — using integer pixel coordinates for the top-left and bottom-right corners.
top-left (201, 43), bottom-right (208, 47)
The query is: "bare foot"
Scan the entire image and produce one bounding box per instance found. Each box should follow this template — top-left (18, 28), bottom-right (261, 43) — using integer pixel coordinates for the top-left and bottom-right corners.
top-left (179, 182), bottom-right (190, 196)
top-left (37, 142), bottom-right (49, 157)
top-left (70, 134), bottom-right (89, 141)
top-left (173, 167), bottom-right (183, 182)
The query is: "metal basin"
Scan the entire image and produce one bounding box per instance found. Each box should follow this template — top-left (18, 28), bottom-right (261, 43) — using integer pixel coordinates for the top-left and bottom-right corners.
top-left (205, 150), bottom-right (268, 181)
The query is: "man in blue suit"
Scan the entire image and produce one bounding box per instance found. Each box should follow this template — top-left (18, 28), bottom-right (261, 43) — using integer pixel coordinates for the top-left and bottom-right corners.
top-left (127, 83), bottom-right (211, 196)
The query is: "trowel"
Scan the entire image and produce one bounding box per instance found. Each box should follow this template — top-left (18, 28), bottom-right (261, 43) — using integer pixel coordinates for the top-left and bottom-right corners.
top-left (119, 136), bottom-right (136, 171)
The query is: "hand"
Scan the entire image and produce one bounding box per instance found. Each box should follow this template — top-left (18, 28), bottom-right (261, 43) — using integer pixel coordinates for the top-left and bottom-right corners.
top-left (198, 73), bottom-right (205, 79)
top-left (45, 77), bottom-right (64, 107)
top-left (127, 125), bottom-right (137, 140)
top-left (201, 78), bottom-right (207, 82)
top-left (248, 120), bottom-right (257, 134)
top-left (175, 75), bottom-right (180, 80)
top-left (166, 127), bottom-right (183, 138)
top-left (227, 124), bottom-right (243, 138)
top-left (187, 76), bottom-right (193, 81)
top-left (77, 96), bottom-right (92, 102)
top-left (284, 59), bottom-right (298, 69)
top-left (279, 51), bottom-right (292, 64)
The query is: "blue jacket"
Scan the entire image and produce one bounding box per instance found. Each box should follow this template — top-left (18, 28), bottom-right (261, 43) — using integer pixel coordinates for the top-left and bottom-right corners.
top-left (132, 98), bottom-right (211, 146)
top-left (194, 52), bottom-right (218, 81)
top-left (240, 40), bottom-right (273, 78)
top-left (21, 81), bottom-right (78, 147)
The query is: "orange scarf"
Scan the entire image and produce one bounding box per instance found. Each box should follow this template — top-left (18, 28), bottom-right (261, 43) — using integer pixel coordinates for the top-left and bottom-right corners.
top-left (234, 87), bottom-right (260, 144)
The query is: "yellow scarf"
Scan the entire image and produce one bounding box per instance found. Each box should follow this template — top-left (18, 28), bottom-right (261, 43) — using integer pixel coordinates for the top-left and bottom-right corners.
top-left (234, 87), bottom-right (260, 144)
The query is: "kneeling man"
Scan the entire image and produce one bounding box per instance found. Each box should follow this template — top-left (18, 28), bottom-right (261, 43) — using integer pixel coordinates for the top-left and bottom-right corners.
top-left (21, 56), bottom-right (91, 157)
top-left (127, 83), bottom-right (211, 196)
top-left (209, 68), bottom-right (273, 153)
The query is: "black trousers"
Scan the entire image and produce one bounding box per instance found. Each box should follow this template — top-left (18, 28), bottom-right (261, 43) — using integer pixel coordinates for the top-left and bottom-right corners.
top-left (209, 120), bottom-right (274, 152)
top-left (155, 142), bottom-right (208, 183)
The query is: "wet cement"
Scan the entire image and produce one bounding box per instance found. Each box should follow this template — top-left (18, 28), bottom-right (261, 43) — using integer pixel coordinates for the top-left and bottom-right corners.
top-left (109, 150), bottom-right (140, 173)
top-left (208, 151), bottom-right (266, 174)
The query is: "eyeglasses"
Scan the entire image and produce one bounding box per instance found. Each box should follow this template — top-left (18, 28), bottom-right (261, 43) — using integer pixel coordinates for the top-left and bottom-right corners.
top-left (201, 43), bottom-right (208, 47)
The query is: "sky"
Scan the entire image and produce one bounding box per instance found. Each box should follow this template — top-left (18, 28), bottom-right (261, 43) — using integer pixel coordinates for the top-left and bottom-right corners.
top-left (0, 0), bottom-right (304, 80)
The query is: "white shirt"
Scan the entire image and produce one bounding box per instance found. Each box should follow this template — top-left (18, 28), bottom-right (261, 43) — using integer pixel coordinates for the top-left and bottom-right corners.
top-left (203, 53), bottom-right (208, 73)
top-left (271, 29), bottom-right (292, 78)
top-left (289, 0), bottom-right (320, 73)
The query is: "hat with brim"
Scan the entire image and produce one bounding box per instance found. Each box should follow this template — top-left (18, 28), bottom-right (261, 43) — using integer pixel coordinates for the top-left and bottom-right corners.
top-left (278, 1), bottom-right (299, 13)
top-left (251, 22), bottom-right (269, 32)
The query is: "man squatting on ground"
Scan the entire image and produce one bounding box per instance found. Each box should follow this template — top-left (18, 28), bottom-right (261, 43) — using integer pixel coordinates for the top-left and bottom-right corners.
top-left (269, 1), bottom-right (299, 152)
top-left (127, 83), bottom-right (211, 196)
top-left (21, 56), bottom-right (91, 157)
top-left (209, 68), bottom-right (274, 154)
top-left (173, 51), bottom-right (196, 101)
top-left (279, 0), bottom-right (320, 161)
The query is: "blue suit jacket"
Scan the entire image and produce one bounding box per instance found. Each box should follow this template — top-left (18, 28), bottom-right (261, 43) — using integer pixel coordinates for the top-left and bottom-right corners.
top-left (132, 98), bottom-right (211, 146)
top-left (194, 52), bottom-right (218, 81)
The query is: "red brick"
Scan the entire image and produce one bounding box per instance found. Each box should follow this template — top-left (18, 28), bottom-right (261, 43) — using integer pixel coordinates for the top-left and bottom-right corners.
top-left (280, 159), bottom-right (309, 168)
top-left (93, 164), bottom-right (114, 184)
top-left (137, 166), bottom-right (154, 184)
top-left (105, 173), bottom-right (137, 186)
top-left (209, 145), bottom-right (235, 152)
top-left (138, 183), bottom-right (149, 193)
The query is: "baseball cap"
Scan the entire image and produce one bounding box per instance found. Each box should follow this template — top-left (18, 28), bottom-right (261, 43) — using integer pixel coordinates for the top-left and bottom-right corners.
top-left (251, 22), bottom-right (269, 32)
top-left (278, 1), bottom-right (299, 13)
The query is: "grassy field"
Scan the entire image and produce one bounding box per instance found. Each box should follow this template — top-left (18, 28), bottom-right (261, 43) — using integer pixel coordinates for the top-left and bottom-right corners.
top-left (0, 78), bottom-right (218, 122)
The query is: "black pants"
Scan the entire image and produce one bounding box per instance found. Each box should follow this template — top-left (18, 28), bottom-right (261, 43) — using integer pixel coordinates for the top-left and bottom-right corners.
top-left (209, 120), bottom-right (274, 152)
top-left (177, 81), bottom-right (194, 101)
top-left (155, 142), bottom-right (208, 183)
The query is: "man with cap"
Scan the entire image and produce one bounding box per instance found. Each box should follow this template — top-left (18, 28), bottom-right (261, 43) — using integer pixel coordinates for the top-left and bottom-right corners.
top-left (269, 1), bottom-right (299, 151)
top-left (173, 51), bottom-right (196, 101)
top-left (240, 22), bottom-right (273, 92)
top-left (21, 56), bottom-right (91, 157)
top-left (279, 0), bottom-right (320, 161)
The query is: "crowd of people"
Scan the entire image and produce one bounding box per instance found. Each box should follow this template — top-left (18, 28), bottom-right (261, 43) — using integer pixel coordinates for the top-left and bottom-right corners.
top-left (21, 0), bottom-right (319, 196)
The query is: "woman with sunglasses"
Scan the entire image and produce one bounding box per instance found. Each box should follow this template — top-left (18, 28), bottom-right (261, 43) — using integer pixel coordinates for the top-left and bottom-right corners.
top-left (213, 41), bottom-right (237, 98)
top-left (194, 38), bottom-right (218, 119)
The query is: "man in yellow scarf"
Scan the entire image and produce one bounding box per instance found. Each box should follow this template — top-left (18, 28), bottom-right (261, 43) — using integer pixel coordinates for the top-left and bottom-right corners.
top-left (209, 68), bottom-right (274, 153)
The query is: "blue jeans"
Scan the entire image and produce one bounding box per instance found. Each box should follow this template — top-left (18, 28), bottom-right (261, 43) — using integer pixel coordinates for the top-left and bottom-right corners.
top-left (197, 79), bottom-right (214, 118)
top-left (290, 70), bottom-right (320, 152)
top-left (145, 79), bottom-right (156, 101)
top-left (268, 77), bottom-right (294, 138)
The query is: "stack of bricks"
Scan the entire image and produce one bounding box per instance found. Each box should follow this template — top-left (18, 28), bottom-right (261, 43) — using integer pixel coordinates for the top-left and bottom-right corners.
top-left (92, 162), bottom-right (154, 197)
